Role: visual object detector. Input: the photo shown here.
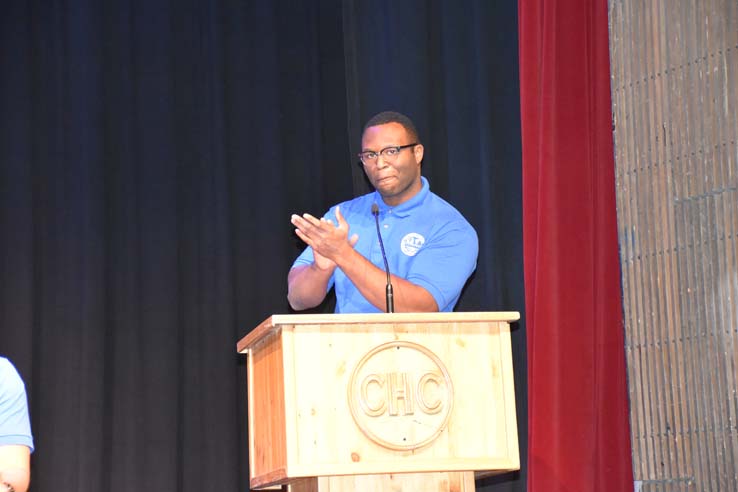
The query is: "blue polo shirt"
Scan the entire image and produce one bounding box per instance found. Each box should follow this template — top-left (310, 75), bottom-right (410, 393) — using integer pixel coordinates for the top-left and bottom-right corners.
top-left (0, 357), bottom-right (34, 452)
top-left (292, 177), bottom-right (478, 312)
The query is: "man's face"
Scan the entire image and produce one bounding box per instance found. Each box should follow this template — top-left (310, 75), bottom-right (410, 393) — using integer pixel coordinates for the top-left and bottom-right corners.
top-left (361, 122), bottom-right (424, 207)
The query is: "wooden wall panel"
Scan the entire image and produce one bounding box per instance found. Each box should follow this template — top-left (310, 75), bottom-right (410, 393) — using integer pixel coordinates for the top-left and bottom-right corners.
top-left (609, 1), bottom-right (738, 490)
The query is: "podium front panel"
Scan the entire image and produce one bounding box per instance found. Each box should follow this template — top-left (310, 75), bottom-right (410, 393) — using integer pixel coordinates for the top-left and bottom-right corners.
top-left (240, 313), bottom-right (519, 488)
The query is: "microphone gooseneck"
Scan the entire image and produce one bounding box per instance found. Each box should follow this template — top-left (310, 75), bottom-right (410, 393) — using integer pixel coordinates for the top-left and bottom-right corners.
top-left (371, 203), bottom-right (394, 313)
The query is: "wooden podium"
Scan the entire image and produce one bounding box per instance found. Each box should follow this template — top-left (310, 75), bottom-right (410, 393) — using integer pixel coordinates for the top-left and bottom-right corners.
top-left (236, 312), bottom-right (520, 492)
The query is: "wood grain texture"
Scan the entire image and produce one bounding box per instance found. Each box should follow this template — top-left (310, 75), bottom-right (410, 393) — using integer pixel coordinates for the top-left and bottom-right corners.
top-left (609, 0), bottom-right (738, 489)
top-left (238, 313), bottom-right (520, 490)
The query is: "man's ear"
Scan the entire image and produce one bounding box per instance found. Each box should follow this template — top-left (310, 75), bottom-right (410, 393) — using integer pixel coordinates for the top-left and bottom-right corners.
top-left (413, 144), bottom-right (424, 164)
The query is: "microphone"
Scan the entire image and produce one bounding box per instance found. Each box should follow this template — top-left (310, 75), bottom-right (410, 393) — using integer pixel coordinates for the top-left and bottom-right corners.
top-left (371, 203), bottom-right (394, 313)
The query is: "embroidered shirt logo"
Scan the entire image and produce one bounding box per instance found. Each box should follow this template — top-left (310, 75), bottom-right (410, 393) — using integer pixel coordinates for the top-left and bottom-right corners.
top-left (400, 233), bottom-right (425, 256)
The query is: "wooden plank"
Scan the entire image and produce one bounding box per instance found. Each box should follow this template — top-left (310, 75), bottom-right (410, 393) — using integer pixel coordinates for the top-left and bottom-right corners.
top-left (609, 0), bottom-right (738, 489)
top-left (238, 312), bottom-right (520, 353)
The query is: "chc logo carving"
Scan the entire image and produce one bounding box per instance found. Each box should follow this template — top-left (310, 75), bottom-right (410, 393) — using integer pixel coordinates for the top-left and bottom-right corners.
top-left (347, 341), bottom-right (454, 451)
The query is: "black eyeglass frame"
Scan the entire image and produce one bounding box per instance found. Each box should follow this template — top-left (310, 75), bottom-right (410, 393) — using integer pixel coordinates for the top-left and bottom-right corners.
top-left (357, 143), bottom-right (419, 165)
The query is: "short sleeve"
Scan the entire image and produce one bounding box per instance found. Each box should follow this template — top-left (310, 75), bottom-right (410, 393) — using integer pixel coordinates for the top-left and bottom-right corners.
top-left (405, 221), bottom-right (479, 311)
top-left (0, 358), bottom-right (34, 452)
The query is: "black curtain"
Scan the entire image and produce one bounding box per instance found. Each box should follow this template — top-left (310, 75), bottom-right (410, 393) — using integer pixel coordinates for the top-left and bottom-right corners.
top-left (0, 1), bottom-right (525, 491)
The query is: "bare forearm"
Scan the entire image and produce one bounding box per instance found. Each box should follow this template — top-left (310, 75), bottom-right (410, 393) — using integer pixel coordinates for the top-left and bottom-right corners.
top-left (287, 263), bottom-right (335, 310)
top-left (0, 468), bottom-right (29, 492)
top-left (335, 248), bottom-right (438, 312)
top-left (0, 445), bottom-right (31, 492)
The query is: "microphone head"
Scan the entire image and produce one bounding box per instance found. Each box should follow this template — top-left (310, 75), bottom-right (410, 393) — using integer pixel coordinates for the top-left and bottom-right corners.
top-left (371, 203), bottom-right (379, 216)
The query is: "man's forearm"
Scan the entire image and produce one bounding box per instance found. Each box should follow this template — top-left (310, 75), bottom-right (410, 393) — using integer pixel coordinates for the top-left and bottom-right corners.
top-left (287, 263), bottom-right (334, 310)
top-left (334, 248), bottom-right (438, 312)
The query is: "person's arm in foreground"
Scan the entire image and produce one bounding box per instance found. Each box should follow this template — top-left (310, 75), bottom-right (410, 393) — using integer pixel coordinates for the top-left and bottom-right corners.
top-left (0, 445), bottom-right (30, 492)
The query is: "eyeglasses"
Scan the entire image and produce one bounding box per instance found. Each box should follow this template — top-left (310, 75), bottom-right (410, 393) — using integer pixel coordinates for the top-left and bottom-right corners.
top-left (358, 143), bottom-right (418, 165)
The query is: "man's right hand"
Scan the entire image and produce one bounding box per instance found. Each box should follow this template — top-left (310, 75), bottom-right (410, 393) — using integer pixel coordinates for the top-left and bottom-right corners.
top-left (290, 206), bottom-right (358, 266)
top-left (287, 206), bottom-right (358, 310)
top-left (312, 248), bottom-right (335, 271)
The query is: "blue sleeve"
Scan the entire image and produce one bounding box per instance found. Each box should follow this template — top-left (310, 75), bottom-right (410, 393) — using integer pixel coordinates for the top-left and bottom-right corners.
top-left (0, 358), bottom-right (34, 452)
top-left (405, 222), bottom-right (479, 311)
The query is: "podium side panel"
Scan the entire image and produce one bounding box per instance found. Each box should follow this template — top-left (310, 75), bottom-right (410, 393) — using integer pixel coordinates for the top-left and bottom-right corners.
top-left (249, 331), bottom-right (288, 485)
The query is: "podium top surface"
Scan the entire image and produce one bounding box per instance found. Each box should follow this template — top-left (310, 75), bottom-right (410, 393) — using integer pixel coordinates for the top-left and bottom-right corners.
top-left (237, 311), bottom-right (520, 353)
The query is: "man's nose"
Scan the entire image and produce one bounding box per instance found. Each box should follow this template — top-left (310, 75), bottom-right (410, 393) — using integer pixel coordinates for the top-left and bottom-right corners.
top-left (375, 155), bottom-right (390, 168)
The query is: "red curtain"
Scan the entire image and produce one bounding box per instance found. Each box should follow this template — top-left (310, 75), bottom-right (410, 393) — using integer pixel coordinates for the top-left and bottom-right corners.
top-left (519, 0), bottom-right (634, 490)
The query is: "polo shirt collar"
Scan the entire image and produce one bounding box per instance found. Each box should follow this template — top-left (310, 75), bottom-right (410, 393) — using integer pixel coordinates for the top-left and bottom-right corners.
top-left (373, 176), bottom-right (430, 218)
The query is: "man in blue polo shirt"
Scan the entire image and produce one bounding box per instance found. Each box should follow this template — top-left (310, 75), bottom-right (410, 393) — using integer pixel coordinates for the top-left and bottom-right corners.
top-left (288, 111), bottom-right (478, 313)
top-left (0, 357), bottom-right (33, 492)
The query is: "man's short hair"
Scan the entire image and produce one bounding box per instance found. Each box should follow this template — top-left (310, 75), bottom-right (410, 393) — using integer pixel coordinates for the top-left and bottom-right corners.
top-left (363, 111), bottom-right (420, 143)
